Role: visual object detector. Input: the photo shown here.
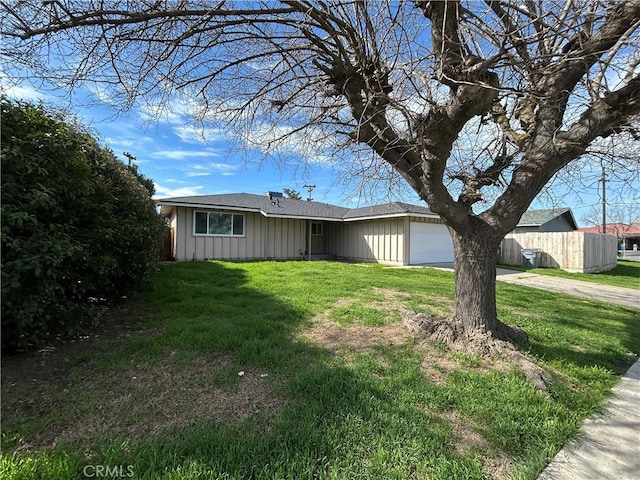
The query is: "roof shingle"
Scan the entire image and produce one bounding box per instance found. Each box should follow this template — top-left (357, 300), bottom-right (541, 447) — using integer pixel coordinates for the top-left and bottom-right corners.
top-left (158, 193), bottom-right (437, 220)
top-left (517, 208), bottom-right (577, 229)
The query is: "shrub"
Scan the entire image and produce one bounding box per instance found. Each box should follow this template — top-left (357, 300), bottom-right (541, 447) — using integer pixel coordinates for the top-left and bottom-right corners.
top-left (1, 98), bottom-right (166, 352)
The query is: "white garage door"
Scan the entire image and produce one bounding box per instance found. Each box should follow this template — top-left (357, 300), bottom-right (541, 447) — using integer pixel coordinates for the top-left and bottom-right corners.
top-left (409, 222), bottom-right (454, 264)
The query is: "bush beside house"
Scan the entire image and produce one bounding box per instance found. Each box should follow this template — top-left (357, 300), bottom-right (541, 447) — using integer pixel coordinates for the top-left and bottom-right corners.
top-left (1, 98), bottom-right (166, 352)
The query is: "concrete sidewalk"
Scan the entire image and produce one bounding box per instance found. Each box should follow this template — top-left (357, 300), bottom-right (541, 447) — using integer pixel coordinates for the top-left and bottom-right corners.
top-left (538, 359), bottom-right (640, 480)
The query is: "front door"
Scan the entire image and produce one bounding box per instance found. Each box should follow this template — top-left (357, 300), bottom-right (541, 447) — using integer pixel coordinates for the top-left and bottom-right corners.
top-left (310, 221), bottom-right (326, 253)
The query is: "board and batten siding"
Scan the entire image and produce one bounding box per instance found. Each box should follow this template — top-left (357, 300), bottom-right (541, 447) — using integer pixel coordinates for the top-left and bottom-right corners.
top-left (172, 207), bottom-right (306, 261)
top-left (327, 218), bottom-right (405, 265)
top-left (265, 217), bottom-right (306, 259)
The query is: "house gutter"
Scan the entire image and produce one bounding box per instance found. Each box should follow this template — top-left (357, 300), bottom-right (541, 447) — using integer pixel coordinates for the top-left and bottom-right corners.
top-left (260, 212), bottom-right (344, 222)
top-left (343, 213), bottom-right (441, 222)
top-left (260, 212), bottom-right (441, 222)
top-left (157, 201), bottom-right (262, 214)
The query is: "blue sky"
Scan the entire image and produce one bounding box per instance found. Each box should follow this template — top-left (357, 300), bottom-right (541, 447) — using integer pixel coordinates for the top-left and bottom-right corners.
top-left (3, 79), bottom-right (353, 204)
top-left (2, 77), bottom-right (637, 226)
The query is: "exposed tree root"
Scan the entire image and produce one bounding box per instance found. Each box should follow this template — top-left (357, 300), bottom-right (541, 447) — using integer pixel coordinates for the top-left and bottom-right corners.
top-left (403, 312), bottom-right (550, 394)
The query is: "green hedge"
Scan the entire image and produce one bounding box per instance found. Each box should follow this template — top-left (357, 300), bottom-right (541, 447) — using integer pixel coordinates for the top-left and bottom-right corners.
top-left (1, 98), bottom-right (166, 352)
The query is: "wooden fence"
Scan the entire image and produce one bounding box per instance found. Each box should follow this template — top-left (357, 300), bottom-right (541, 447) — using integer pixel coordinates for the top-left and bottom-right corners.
top-left (500, 232), bottom-right (617, 273)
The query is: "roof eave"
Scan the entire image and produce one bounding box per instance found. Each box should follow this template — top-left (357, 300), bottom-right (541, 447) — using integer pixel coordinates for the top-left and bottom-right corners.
top-left (261, 213), bottom-right (344, 221)
top-left (157, 201), bottom-right (262, 214)
top-left (344, 212), bottom-right (440, 222)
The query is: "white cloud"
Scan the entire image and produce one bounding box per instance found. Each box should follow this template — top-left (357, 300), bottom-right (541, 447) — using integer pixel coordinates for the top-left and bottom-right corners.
top-left (105, 137), bottom-right (135, 148)
top-left (185, 162), bottom-right (240, 176)
top-left (136, 95), bottom-right (226, 144)
top-left (0, 78), bottom-right (47, 101)
top-left (150, 149), bottom-right (220, 160)
top-left (174, 124), bottom-right (226, 144)
top-left (185, 172), bottom-right (211, 177)
top-left (138, 97), bottom-right (195, 125)
top-left (84, 82), bottom-right (117, 105)
top-left (154, 184), bottom-right (205, 198)
top-left (210, 162), bottom-right (239, 172)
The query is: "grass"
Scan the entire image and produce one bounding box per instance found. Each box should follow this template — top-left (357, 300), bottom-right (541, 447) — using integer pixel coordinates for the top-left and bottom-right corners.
top-left (2, 260), bottom-right (638, 480)
top-left (499, 259), bottom-right (640, 290)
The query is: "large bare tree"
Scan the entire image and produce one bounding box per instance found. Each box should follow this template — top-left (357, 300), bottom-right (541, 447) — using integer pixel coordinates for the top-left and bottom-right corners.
top-left (3, 0), bottom-right (639, 348)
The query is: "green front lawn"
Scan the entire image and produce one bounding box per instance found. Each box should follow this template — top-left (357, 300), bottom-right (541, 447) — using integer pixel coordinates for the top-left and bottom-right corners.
top-left (2, 261), bottom-right (638, 480)
top-left (500, 259), bottom-right (640, 290)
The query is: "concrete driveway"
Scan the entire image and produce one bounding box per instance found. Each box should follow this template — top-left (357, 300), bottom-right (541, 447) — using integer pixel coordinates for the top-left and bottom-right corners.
top-left (495, 268), bottom-right (639, 309)
top-left (416, 263), bottom-right (639, 309)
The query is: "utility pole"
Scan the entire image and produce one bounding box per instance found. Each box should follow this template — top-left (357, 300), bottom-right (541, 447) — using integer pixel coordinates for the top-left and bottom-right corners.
top-left (601, 164), bottom-right (607, 235)
top-left (303, 184), bottom-right (315, 202)
top-left (302, 184), bottom-right (315, 260)
top-left (123, 151), bottom-right (136, 168)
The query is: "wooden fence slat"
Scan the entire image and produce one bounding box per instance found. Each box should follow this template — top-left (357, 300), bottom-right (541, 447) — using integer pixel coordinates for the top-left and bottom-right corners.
top-left (500, 232), bottom-right (617, 273)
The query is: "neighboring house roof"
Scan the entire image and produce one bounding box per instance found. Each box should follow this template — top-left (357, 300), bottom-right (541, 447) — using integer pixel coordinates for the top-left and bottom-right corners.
top-left (158, 193), bottom-right (439, 221)
top-left (517, 208), bottom-right (578, 229)
top-left (578, 223), bottom-right (640, 236)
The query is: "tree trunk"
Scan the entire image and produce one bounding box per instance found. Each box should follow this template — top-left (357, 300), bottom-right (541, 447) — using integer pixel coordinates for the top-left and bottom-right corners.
top-left (405, 224), bottom-right (543, 390)
top-left (450, 228), bottom-right (503, 336)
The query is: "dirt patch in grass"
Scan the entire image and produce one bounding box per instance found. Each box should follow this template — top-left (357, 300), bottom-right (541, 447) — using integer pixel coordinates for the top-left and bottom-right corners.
top-left (2, 302), bottom-right (156, 381)
top-left (440, 410), bottom-right (514, 480)
top-left (370, 287), bottom-right (412, 310)
top-left (301, 288), bottom-right (411, 353)
top-left (304, 292), bottom-right (513, 383)
top-left (441, 409), bottom-right (488, 453)
top-left (410, 294), bottom-right (455, 317)
top-left (4, 351), bottom-right (283, 451)
top-left (417, 342), bottom-right (461, 384)
top-left (302, 319), bottom-right (412, 353)
top-left (301, 290), bottom-right (414, 350)
top-left (484, 452), bottom-right (515, 480)
top-left (2, 305), bottom-right (283, 451)
top-left (334, 287), bottom-right (412, 310)
top-left (415, 338), bottom-right (514, 385)
top-left (66, 355), bottom-right (280, 444)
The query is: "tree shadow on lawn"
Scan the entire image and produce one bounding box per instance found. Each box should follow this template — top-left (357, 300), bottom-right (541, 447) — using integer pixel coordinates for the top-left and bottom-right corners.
top-left (497, 283), bottom-right (640, 375)
top-left (604, 260), bottom-right (640, 279)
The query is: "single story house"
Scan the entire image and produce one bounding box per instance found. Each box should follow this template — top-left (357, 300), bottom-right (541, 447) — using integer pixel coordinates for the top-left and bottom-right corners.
top-left (513, 208), bottom-right (578, 233)
top-left (577, 223), bottom-right (640, 251)
top-left (158, 192), bottom-right (454, 265)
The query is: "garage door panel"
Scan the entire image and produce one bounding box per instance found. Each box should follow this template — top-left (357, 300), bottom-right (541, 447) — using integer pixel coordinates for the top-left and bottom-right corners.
top-left (409, 222), bottom-right (453, 264)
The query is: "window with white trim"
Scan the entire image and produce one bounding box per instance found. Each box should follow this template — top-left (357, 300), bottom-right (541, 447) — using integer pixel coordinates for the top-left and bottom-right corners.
top-left (311, 222), bottom-right (323, 235)
top-left (194, 211), bottom-right (244, 236)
